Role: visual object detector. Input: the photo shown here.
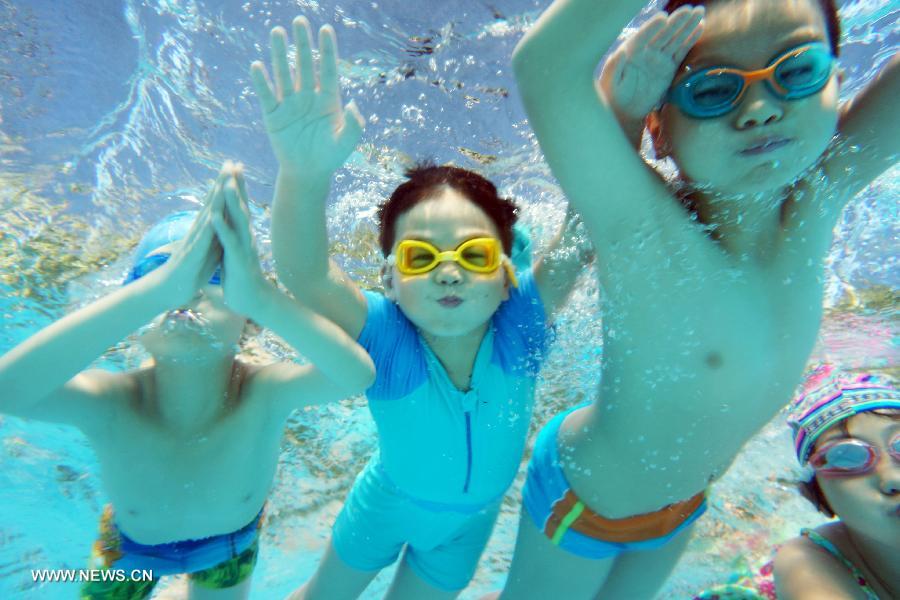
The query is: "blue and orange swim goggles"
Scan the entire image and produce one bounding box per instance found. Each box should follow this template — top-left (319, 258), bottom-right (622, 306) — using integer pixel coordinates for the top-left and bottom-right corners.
top-left (667, 42), bottom-right (836, 119)
top-left (388, 237), bottom-right (518, 287)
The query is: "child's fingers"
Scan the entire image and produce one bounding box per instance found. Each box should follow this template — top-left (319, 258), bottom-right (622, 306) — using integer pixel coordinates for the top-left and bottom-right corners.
top-left (318, 25), bottom-right (340, 102)
top-left (293, 16), bottom-right (316, 92)
top-left (632, 14), bottom-right (668, 49)
top-left (211, 211), bottom-right (240, 267)
top-left (661, 8), bottom-right (704, 56)
top-left (677, 19), bottom-right (704, 60)
top-left (337, 100), bottom-right (365, 155)
top-left (187, 170), bottom-right (228, 247)
top-left (650, 6), bottom-right (696, 52)
top-left (209, 172), bottom-right (227, 217)
top-left (647, 9), bottom-right (690, 49)
top-left (223, 176), bottom-right (253, 250)
top-left (270, 27), bottom-right (295, 100)
top-left (232, 166), bottom-right (254, 232)
top-left (201, 168), bottom-right (228, 207)
top-left (249, 62), bottom-right (278, 113)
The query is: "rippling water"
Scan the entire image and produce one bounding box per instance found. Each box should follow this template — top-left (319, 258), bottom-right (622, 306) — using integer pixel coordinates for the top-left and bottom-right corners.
top-left (0, 1), bottom-right (897, 598)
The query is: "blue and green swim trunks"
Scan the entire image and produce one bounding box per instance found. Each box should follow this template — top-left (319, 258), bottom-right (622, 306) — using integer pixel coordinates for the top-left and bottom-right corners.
top-left (80, 504), bottom-right (263, 599)
top-left (523, 405), bottom-right (707, 559)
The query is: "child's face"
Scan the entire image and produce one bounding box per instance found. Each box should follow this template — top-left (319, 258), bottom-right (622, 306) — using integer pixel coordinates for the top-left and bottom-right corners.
top-left (816, 413), bottom-right (900, 544)
top-left (386, 188), bottom-right (510, 339)
top-left (657, 0), bottom-right (840, 194)
top-left (137, 245), bottom-right (247, 359)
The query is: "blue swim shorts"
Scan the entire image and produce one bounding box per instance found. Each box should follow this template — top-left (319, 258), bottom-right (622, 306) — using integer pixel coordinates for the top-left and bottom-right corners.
top-left (523, 406), bottom-right (707, 559)
top-left (332, 459), bottom-right (500, 591)
top-left (83, 504), bottom-right (263, 598)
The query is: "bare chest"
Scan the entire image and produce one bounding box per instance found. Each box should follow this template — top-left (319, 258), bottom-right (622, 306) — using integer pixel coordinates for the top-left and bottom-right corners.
top-left (87, 406), bottom-right (281, 542)
top-left (600, 248), bottom-right (827, 431)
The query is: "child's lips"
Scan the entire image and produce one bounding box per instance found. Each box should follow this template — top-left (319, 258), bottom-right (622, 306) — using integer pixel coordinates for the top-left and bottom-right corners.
top-left (437, 296), bottom-right (463, 308)
top-left (165, 308), bottom-right (208, 327)
top-left (739, 137), bottom-right (792, 155)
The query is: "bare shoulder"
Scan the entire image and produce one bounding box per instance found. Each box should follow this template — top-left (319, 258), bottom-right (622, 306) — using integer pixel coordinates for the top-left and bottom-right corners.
top-left (239, 355), bottom-right (360, 419)
top-left (774, 526), bottom-right (864, 600)
top-left (235, 358), bottom-right (310, 421)
top-left (13, 368), bottom-right (138, 434)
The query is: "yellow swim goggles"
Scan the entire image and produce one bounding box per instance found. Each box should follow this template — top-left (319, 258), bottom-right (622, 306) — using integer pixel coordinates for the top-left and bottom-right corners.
top-left (389, 237), bottom-right (518, 287)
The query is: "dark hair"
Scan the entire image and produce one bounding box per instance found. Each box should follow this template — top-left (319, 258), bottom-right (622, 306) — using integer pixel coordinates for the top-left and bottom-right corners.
top-left (663, 0), bottom-right (841, 57)
top-left (377, 163), bottom-right (518, 256)
top-left (798, 474), bottom-right (836, 518)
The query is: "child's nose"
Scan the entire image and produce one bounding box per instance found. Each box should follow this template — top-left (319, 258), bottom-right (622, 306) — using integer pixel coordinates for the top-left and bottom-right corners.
top-left (434, 260), bottom-right (464, 285)
top-left (875, 457), bottom-right (900, 496)
top-left (733, 84), bottom-right (784, 129)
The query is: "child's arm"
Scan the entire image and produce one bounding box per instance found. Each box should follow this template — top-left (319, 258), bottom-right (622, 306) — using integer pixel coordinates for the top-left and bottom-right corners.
top-left (532, 206), bottom-right (594, 319)
top-left (820, 51), bottom-right (900, 208)
top-left (250, 17), bottom-right (367, 339)
top-left (599, 11), bottom-right (703, 149)
top-left (512, 2), bottom-right (703, 259)
top-left (0, 185), bottom-right (223, 430)
top-left (209, 166), bottom-right (375, 413)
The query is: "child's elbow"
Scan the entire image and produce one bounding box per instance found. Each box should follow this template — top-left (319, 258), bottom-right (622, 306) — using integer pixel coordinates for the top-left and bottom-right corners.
top-left (347, 353), bottom-right (376, 395)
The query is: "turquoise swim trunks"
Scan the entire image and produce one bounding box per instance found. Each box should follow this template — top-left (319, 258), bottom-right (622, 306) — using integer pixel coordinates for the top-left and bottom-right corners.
top-left (524, 405), bottom-right (706, 559)
top-left (332, 270), bottom-right (549, 590)
top-left (333, 460), bottom-right (501, 591)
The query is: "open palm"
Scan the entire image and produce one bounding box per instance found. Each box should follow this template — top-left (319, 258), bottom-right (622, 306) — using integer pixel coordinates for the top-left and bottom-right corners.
top-left (250, 17), bottom-right (364, 179)
top-left (600, 6), bottom-right (704, 121)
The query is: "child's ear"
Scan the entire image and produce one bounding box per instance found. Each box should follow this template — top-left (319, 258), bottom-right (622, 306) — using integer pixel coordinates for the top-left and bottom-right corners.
top-left (837, 66), bottom-right (845, 86)
top-left (381, 263), bottom-right (396, 300)
top-left (646, 111), bottom-right (671, 160)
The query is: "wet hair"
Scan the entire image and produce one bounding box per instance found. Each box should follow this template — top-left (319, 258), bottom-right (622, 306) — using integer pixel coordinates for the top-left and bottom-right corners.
top-left (663, 0), bottom-right (841, 57)
top-left (377, 163), bottom-right (518, 256)
top-left (798, 474), bottom-right (837, 517)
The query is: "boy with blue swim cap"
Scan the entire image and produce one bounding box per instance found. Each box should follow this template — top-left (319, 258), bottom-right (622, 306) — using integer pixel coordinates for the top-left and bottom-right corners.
top-left (0, 163), bottom-right (375, 599)
top-left (249, 16), bottom-right (594, 599)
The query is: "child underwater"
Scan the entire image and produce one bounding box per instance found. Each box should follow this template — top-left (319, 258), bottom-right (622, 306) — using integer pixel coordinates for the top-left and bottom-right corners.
top-left (248, 16), bottom-right (593, 600)
top-left (775, 369), bottom-right (899, 599)
top-left (494, 0), bottom-right (899, 598)
top-left (694, 369), bottom-right (899, 600)
top-left (0, 163), bottom-right (375, 599)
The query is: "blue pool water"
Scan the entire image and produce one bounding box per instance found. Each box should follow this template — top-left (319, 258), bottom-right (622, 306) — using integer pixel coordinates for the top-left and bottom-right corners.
top-left (0, 1), bottom-right (897, 598)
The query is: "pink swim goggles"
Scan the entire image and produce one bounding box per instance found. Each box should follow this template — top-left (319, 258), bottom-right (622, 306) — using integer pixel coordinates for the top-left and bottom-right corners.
top-left (808, 433), bottom-right (900, 477)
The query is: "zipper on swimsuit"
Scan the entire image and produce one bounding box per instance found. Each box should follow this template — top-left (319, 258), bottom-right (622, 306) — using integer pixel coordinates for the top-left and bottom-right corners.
top-left (463, 411), bottom-right (472, 493)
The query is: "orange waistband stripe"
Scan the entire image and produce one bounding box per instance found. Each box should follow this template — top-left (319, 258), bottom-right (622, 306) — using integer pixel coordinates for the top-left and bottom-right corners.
top-left (544, 490), bottom-right (706, 544)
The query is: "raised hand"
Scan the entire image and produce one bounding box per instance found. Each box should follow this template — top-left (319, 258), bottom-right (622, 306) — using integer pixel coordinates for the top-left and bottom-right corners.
top-left (600, 6), bottom-right (704, 123)
top-left (153, 177), bottom-right (224, 308)
top-left (250, 17), bottom-right (364, 180)
top-left (209, 162), bottom-right (270, 318)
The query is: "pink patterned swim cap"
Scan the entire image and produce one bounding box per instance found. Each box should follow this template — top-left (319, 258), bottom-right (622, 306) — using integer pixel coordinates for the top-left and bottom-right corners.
top-left (788, 365), bottom-right (899, 465)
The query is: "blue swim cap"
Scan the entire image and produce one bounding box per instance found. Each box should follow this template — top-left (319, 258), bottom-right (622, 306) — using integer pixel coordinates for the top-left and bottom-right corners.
top-left (131, 211), bottom-right (198, 266)
top-left (123, 211), bottom-right (220, 285)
